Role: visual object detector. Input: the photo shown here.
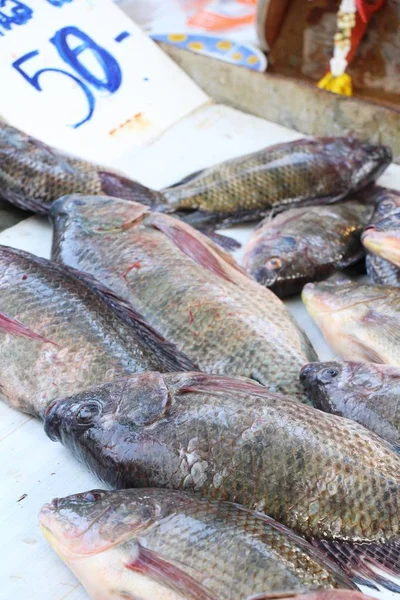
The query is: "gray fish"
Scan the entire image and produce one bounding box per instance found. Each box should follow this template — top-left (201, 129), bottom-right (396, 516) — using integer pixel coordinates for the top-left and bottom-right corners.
top-left (39, 488), bottom-right (355, 600)
top-left (0, 245), bottom-right (195, 418)
top-left (242, 201), bottom-right (373, 297)
top-left (50, 195), bottom-right (317, 402)
top-left (362, 188), bottom-right (400, 285)
top-left (45, 371), bottom-right (400, 589)
top-left (300, 361), bottom-right (400, 450)
top-left (0, 123), bottom-right (391, 229)
top-left (160, 137), bottom-right (391, 228)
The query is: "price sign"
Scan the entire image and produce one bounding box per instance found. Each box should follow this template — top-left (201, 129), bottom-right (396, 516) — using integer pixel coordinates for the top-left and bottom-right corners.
top-left (0, 0), bottom-right (209, 165)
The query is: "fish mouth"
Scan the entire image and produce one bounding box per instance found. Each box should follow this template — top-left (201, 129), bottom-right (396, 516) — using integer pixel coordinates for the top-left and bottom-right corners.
top-left (362, 229), bottom-right (400, 266)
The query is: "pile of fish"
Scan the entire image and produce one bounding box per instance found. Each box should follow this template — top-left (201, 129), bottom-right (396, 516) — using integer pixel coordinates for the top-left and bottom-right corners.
top-left (1, 120), bottom-right (400, 600)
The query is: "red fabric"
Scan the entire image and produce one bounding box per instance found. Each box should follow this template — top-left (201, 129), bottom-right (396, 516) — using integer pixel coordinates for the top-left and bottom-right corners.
top-left (346, 0), bottom-right (385, 65)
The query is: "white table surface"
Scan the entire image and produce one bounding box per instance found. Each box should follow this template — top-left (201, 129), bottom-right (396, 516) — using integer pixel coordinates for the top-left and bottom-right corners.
top-left (1, 104), bottom-right (400, 600)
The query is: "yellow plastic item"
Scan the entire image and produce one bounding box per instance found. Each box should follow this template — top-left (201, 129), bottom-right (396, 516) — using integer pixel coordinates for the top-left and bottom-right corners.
top-left (317, 72), bottom-right (353, 96)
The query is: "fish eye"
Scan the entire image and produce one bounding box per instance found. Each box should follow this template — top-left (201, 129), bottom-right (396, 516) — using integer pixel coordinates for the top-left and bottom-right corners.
top-left (266, 256), bottom-right (283, 271)
top-left (76, 402), bottom-right (101, 424)
top-left (379, 199), bottom-right (396, 212)
top-left (83, 491), bottom-right (103, 503)
top-left (318, 368), bottom-right (338, 384)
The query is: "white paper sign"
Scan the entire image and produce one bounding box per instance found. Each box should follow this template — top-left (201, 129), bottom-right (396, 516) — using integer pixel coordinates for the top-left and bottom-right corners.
top-left (0, 0), bottom-right (209, 164)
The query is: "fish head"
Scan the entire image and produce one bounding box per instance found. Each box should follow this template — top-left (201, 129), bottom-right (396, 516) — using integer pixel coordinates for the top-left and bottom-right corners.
top-left (362, 207), bottom-right (400, 268)
top-left (300, 361), bottom-right (387, 413)
top-left (244, 233), bottom-right (308, 294)
top-left (302, 277), bottom-right (389, 361)
top-left (44, 373), bottom-right (169, 446)
top-left (39, 489), bottom-right (158, 562)
top-left (342, 139), bottom-right (392, 191)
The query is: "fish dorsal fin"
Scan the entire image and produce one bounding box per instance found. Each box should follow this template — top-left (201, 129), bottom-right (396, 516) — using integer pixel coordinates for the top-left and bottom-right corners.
top-left (63, 265), bottom-right (198, 372)
top-left (150, 214), bottom-right (247, 284)
top-left (0, 310), bottom-right (56, 346)
top-left (176, 373), bottom-right (275, 397)
top-left (127, 544), bottom-right (217, 600)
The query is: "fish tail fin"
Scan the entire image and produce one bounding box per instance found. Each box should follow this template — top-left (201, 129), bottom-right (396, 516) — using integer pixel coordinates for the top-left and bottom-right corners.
top-left (0, 310), bottom-right (57, 346)
top-left (313, 538), bottom-right (400, 592)
top-left (98, 171), bottom-right (167, 207)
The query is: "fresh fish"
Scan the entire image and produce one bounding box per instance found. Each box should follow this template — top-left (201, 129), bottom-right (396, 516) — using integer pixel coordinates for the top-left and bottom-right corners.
top-left (242, 201), bottom-right (373, 297)
top-left (159, 137), bottom-right (391, 228)
top-left (0, 245), bottom-right (195, 418)
top-left (302, 276), bottom-right (400, 366)
top-left (0, 120), bottom-right (164, 214)
top-left (300, 361), bottom-right (400, 450)
top-left (362, 188), bottom-right (400, 285)
top-left (268, 593), bottom-right (377, 600)
top-left (39, 488), bottom-right (355, 600)
top-left (50, 195), bottom-right (316, 401)
top-left (45, 371), bottom-right (400, 589)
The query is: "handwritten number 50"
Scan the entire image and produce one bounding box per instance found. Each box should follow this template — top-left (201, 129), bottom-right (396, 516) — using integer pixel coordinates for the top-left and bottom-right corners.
top-left (12, 27), bottom-right (122, 128)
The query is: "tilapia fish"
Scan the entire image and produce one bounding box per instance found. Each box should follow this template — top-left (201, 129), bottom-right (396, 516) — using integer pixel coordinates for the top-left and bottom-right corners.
top-left (45, 371), bottom-right (400, 588)
top-left (0, 120), bottom-right (163, 214)
top-left (159, 137), bottom-right (391, 228)
top-left (302, 276), bottom-right (400, 366)
top-left (362, 188), bottom-right (400, 285)
top-left (50, 195), bottom-right (316, 401)
top-left (242, 201), bottom-right (373, 297)
top-left (300, 361), bottom-right (400, 450)
top-left (39, 488), bottom-right (355, 600)
top-left (0, 245), bottom-right (195, 418)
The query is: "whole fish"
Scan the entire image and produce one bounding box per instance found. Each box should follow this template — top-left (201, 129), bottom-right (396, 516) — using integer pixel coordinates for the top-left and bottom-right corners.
top-left (50, 195), bottom-right (316, 401)
top-left (0, 124), bottom-right (391, 228)
top-left (300, 361), bottom-right (400, 450)
top-left (39, 488), bottom-right (355, 600)
top-left (362, 188), bottom-right (400, 285)
top-left (242, 201), bottom-right (373, 297)
top-left (302, 277), bottom-right (400, 366)
top-left (159, 137), bottom-right (391, 228)
top-left (45, 371), bottom-right (400, 588)
top-left (0, 120), bottom-right (163, 214)
top-left (0, 245), bottom-right (195, 418)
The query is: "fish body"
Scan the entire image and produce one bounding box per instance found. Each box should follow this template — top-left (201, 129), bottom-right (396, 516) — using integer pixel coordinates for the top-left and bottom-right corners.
top-left (0, 245), bottom-right (194, 417)
top-left (45, 371), bottom-right (400, 549)
top-left (39, 488), bottom-right (355, 600)
top-left (362, 188), bottom-right (400, 285)
top-left (51, 195), bottom-right (316, 401)
top-left (302, 277), bottom-right (400, 366)
top-left (0, 121), bottom-right (163, 214)
top-left (242, 201), bottom-right (373, 297)
top-left (300, 361), bottom-right (400, 449)
top-left (160, 137), bottom-right (391, 227)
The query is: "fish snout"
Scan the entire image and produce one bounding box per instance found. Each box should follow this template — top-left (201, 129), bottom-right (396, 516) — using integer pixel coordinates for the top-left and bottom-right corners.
top-left (44, 399), bottom-right (64, 441)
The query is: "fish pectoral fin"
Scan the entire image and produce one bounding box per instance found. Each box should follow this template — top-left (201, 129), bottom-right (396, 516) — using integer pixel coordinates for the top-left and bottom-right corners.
top-left (126, 544), bottom-right (217, 600)
top-left (63, 265), bottom-right (198, 372)
top-left (0, 310), bottom-right (57, 346)
top-left (359, 310), bottom-right (400, 349)
top-left (246, 592), bottom-right (301, 600)
top-left (175, 373), bottom-right (272, 397)
top-left (197, 228), bottom-right (241, 252)
top-left (313, 537), bottom-right (400, 593)
top-left (149, 214), bottom-right (246, 284)
top-left (351, 339), bottom-right (386, 364)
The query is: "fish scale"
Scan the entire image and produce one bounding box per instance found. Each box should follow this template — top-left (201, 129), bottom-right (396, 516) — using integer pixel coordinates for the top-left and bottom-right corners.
top-left (45, 372), bottom-right (400, 544)
top-left (39, 489), bottom-right (354, 600)
top-left (0, 245), bottom-right (195, 418)
top-left (51, 195), bottom-right (317, 401)
top-left (161, 137), bottom-right (391, 227)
